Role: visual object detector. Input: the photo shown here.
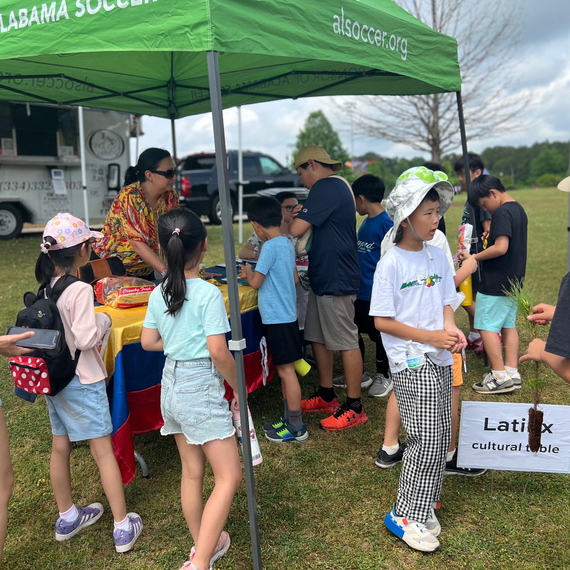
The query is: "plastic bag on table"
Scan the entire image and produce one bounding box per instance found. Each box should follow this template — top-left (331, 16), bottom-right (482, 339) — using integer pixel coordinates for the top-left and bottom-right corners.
top-left (95, 276), bottom-right (155, 309)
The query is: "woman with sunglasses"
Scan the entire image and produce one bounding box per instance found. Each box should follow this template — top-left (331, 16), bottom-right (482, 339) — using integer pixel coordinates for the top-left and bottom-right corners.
top-left (94, 148), bottom-right (179, 279)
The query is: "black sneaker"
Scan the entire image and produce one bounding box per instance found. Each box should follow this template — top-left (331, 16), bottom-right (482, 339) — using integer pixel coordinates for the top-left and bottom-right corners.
top-left (375, 440), bottom-right (405, 469)
top-left (444, 452), bottom-right (487, 476)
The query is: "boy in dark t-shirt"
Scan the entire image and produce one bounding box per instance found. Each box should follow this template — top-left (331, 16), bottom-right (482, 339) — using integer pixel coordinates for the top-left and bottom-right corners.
top-left (459, 175), bottom-right (528, 394)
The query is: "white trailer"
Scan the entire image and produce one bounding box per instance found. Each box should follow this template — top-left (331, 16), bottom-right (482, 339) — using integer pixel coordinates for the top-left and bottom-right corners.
top-left (0, 103), bottom-right (131, 239)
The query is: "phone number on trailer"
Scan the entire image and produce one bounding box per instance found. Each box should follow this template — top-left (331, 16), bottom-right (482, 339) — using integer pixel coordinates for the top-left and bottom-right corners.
top-left (0, 180), bottom-right (83, 192)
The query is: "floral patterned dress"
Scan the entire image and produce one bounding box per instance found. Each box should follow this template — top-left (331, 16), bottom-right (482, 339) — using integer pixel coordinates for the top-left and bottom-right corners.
top-left (94, 181), bottom-right (179, 276)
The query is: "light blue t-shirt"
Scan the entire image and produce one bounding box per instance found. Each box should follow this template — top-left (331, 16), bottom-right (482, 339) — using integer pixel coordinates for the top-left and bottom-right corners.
top-left (143, 278), bottom-right (230, 361)
top-left (255, 236), bottom-right (297, 325)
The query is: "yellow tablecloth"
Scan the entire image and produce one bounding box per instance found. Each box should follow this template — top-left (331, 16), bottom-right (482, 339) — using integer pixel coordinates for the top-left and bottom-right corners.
top-left (95, 283), bottom-right (258, 377)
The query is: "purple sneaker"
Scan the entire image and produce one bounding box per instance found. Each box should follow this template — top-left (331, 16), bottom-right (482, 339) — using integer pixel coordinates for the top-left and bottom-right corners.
top-left (114, 512), bottom-right (143, 553)
top-left (55, 503), bottom-right (104, 541)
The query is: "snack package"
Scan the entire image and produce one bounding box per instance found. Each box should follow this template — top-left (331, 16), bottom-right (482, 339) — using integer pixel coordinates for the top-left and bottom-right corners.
top-left (95, 277), bottom-right (155, 309)
top-left (457, 223), bottom-right (473, 258)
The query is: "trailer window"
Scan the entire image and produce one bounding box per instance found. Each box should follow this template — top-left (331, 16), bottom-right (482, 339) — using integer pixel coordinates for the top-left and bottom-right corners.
top-left (0, 103), bottom-right (79, 158)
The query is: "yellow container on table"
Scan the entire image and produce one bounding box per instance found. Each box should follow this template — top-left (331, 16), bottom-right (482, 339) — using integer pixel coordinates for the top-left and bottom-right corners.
top-left (459, 274), bottom-right (473, 306)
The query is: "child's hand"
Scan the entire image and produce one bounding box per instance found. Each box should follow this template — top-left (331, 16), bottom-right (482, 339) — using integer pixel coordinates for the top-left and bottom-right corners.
top-left (461, 255), bottom-right (478, 276)
top-left (238, 264), bottom-right (250, 280)
top-left (457, 251), bottom-right (470, 262)
top-left (446, 326), bottom-right (467, 353)
top-left (519, 338), bottom-right (547, 364)
top-left (527, 303), bottom-right (555, 326)
top-left (428, 330), bottom-right (460, 349)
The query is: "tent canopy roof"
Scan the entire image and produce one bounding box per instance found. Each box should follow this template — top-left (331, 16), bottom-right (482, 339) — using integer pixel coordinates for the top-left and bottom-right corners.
top-left (0, 0), bottom-right (460, 117)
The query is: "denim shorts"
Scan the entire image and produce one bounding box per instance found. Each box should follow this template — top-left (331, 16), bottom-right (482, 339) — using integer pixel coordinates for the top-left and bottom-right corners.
top-left (160, 357), bottom-right (234, 445)
top-left (46, 376), bottom-right (112, 442)
top-left (474, 292), bottom-right (517, 333)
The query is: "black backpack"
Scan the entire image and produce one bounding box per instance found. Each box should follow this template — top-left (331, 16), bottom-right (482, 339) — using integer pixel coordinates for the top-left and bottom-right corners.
top-left (9, 275), bottom-right (81, 397)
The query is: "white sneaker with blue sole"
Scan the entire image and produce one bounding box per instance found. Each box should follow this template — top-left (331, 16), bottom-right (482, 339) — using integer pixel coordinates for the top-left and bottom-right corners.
top-left (384, 508), bottom-right (440, 552)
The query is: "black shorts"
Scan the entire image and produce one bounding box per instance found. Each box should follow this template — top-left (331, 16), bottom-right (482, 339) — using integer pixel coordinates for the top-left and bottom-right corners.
top-left (354, 299), bottom-right (381, 342)
top-left (264, 321), bottom-right (302, 366)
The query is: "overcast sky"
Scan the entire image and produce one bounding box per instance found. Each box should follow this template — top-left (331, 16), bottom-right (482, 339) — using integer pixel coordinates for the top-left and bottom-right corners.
top-left (131, 0), bottom-right (570, 167)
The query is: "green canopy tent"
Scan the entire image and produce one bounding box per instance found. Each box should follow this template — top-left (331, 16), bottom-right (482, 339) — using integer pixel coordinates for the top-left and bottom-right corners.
top-left (0, 1), bottom-right (465, 566)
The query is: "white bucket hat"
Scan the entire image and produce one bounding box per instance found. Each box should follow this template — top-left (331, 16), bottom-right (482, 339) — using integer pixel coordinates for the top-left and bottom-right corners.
top-left (558, 176), bottom-right (570, 193)
top-left (386, 166), bottom-right (454, 243)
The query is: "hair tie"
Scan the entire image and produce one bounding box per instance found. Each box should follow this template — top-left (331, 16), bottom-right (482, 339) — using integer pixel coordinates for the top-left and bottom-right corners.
top-left (40, 240), bottom-right (51, 254)
top-left (172, 228), bottom-right (180, 236)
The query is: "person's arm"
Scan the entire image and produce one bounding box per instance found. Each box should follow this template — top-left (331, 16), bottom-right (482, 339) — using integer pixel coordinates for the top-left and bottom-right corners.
top-left (207, 333), bottom-right (238, 393)
top-left (443, 305), bottom-right (467, 353)
top-left (374, 316), bottom-right (460, 350)
top-left (460, 235), bottom-right (509, 262)
top-left (454, 255), bottom-right (478, 286)
top-left (238, 264), bottom-right (265, 289)
top-left (527, 303), bottom-right (556, 326)
top-left (238, 241), bottom-right (257, 260)
top-left (288, 217), bottom-right (312, 238)
top-left (129, 239), bottom-right (167, 274)
top-left (0, 332), bottom-right (35, 357)
top-left (141, 327), bottom-right (164, 352)
top-left (520, 339), bottom-right (570, 383)
top-left (482, 219), bottom-right (491, 234)
top-left (294, 267), bottom-right (299, 286)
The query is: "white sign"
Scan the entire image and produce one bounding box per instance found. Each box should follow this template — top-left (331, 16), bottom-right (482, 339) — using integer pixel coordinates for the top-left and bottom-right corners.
top-left (51, 169), bottom-right (67, 196)
top-left (458, 401), bottom-right (570, 474)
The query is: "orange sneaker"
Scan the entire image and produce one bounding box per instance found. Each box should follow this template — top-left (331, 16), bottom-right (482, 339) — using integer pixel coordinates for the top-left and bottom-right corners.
top-left (320, 404), bottom-right (368, 431)
top-left (301, 393), bottom-right (339, 413)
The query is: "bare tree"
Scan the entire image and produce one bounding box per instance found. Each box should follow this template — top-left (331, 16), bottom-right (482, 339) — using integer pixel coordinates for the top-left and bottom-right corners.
top-left (340, 0), bottom-right (529, 163)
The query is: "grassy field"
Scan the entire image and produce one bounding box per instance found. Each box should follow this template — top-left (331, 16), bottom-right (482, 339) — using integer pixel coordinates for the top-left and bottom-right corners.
top-left (0, 188), bottom-right (569, 569)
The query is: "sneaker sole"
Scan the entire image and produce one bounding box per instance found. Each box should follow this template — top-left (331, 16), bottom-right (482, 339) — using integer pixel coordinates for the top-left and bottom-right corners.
top-left (444, 468), bottom-right (487, 477)
top-left (368, 388), bottom-right (393, 398)
top-left (384, 512), bottom-right (440, 553)
top-left (55, 503), bottom-right (104, 541)
top-left (320, 414), bottom-right (368, 431)
top-left (115, 514), bottom-right (143, 553)
top-left (472, 384), bottom-right (516, 394)
top-left (375, 457), bottom-right (403, 469)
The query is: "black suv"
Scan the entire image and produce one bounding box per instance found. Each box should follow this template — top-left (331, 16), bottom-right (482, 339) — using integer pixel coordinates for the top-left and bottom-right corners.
top-left (177, 151), bottom-right (301, 224)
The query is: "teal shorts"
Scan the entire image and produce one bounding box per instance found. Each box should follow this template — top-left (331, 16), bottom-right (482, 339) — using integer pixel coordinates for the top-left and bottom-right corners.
top-left (474, 292), bottom-right (517, 333)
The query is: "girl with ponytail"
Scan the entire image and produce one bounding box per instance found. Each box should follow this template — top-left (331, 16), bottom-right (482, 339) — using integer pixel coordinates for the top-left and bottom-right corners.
top-left (141, 209), bottom-right (241, 570)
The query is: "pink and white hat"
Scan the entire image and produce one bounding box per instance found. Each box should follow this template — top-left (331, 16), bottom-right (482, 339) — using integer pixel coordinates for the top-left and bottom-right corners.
top-left (41, 213), bottom-right (103, 253)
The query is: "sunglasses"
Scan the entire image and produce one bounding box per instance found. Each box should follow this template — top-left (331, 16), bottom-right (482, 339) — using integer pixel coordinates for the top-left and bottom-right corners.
top-left (150, 169), bottom-right (176, 179)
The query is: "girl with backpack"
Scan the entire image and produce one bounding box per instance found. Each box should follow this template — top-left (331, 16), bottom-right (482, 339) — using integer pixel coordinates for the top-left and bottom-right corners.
top-left (36, 213), bottom-right (142, 553)
top-left (141, 209), bottom-right (242, 570)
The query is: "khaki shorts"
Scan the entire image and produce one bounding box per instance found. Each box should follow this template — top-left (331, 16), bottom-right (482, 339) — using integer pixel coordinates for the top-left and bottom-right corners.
top-left (304, 288), bottom-right (359, 351)
top-left (451, 352), bottom-right (463, 387)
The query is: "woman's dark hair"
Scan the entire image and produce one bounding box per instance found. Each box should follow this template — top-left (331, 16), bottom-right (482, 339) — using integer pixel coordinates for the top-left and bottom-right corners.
top-left (158, 209), bottom-right (207, 317)
top-left (352, 174), bottom-right (385, 203)
top-left (124, 148), bottom-right (172, 186)
top-left (35, 237), bottom-right (84, 284)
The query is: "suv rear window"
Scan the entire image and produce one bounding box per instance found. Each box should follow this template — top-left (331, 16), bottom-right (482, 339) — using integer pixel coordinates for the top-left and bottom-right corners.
top-left (182, 155), bottom-right (216, 170)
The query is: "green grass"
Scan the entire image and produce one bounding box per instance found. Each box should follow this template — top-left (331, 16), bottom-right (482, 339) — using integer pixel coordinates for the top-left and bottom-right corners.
top-left (1, 188), bottom-right (569, 569)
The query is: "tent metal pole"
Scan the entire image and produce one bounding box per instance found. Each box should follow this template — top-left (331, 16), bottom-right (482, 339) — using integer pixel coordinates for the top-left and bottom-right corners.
top-left (78, 106), bottom-right (89, 226)
top-left (206, 50), bottom-right (263, 570)
top-left (170, 117), bottom-right (177, 161)
top-left (456, 91), bottom-right (481, 278)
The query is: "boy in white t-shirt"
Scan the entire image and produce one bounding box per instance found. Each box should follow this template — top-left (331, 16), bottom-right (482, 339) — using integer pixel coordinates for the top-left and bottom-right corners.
top-left (370, 167), bottom-right (467, 553)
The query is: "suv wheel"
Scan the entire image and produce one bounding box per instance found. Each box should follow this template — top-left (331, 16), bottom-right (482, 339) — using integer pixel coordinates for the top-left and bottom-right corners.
top-left (209, 194), bottom-right (235, 225)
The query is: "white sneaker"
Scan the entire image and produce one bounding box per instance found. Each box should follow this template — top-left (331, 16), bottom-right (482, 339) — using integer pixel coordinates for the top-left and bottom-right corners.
top-left (473, 372), bottom-right (515, 394)
top-left (425, 502), bottom-right (441, 537)
top-left (384, 508), bottom-right (440, 552)
top-left (332, 372), bottom-right (372, 390)
top-left (368, 374), bottom-right (393, 398)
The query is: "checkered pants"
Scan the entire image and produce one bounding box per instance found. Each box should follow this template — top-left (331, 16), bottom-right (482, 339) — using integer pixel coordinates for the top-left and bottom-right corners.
top-left (392, 358), bottom-right (452, 524)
